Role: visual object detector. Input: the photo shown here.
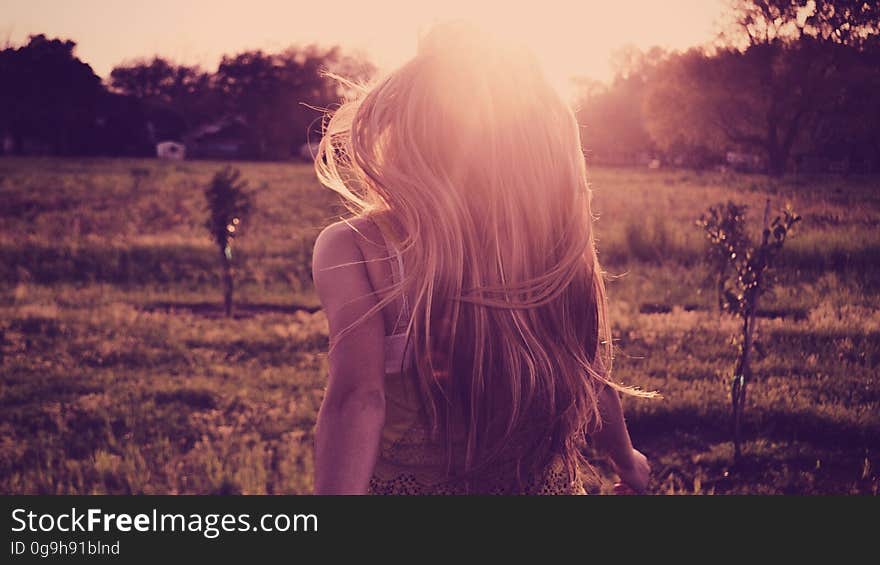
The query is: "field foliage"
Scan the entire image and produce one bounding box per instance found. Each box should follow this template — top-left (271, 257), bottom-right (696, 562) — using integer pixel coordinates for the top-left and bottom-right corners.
top-left (1, 157), bottom-right (877, 494)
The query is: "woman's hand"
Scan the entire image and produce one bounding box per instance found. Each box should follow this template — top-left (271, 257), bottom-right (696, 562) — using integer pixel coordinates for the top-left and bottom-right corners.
top-left (613, 448), bottom-right (651, 494)
top-left (591, 385), bottom-right (652, 494)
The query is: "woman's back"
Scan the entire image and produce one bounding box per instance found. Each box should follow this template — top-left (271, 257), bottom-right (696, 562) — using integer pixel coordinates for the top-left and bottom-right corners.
top-left (344, 217), bottom-right (586, 494)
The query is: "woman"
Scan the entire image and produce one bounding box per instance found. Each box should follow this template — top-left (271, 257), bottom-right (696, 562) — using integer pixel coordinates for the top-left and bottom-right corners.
top-left (311, 22), bottom-right (653, 494)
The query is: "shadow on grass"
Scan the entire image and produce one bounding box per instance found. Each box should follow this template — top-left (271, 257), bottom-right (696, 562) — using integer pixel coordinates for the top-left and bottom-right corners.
top-left (638, 302), bottom-right (809, 321)
top-left (140, 301), bottom-right (320, 318)
top-left (628, 405), bottom-right (880, 452)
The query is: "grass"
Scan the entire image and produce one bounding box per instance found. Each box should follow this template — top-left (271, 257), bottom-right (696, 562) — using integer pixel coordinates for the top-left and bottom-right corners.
top-left (0, 157), bottom-right (878, 494)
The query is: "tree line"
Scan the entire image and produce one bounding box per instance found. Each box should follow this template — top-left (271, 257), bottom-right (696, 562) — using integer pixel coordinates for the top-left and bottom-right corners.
top-left (0, 36), bottom-right (374, 160)
top-left (1, 1), bottom-right (877, 174)
top-left (576, 0), bottom-right (880, 175)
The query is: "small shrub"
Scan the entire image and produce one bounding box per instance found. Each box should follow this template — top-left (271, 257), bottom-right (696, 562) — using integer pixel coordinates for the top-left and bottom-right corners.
top-left (697, 199), bottom-right (801, 464)
top-left (204, 167), bottom-right (253, 317)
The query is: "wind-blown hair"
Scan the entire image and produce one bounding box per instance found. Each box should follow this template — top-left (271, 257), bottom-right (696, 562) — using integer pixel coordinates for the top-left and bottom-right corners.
top-left (315, 22), bottom-right (650, 489)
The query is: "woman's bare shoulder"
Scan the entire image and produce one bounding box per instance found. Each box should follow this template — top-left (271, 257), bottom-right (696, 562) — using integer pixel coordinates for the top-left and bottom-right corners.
top-left (312, 218), bottom-right (382, 285)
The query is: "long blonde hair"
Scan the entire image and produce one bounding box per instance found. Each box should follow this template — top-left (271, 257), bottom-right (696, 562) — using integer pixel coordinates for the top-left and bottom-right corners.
top-left (315, 22), bottom-right (648, 489)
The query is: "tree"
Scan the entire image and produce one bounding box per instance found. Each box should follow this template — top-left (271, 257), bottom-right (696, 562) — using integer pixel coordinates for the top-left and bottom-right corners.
top-left (214, 45), bottom-right (375, 160)
top-left (110, 57), bottom-right (207, 103)
top-left (574, 46), bottom-right (664, 165)
top-left (92, 92), bottom-right (155, 156)
top-left (109, 57), bottom-right (217, 140)
top-left (0, 35), bottom-right (103, 155)
top-left (204, 167), bottom-right (253, 317)
top-left (724, 0), bottom-right (880, 48)
top-left (645, 40), bottom-right (844, 176)
top-left (698, 200), bottom-right (800, 464)
top-left (645, 0), bottom-right (879, 176)
top-left (797, 36), bottom-right (880, 171)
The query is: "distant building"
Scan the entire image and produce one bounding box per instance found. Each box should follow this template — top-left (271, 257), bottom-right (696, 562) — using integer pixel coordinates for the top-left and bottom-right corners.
top-left (185, 117), bottom-right (249, 160)
top-left (726, 151), bottom-right (764, 173)
top-left (156, 140), bottom-right (185, 160)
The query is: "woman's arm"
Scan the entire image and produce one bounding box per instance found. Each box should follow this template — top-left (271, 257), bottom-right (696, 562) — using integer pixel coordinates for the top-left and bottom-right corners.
top-left (312, 222), bottom-right (386, 494)
top-left (591, 384), bottom-right (651, 492)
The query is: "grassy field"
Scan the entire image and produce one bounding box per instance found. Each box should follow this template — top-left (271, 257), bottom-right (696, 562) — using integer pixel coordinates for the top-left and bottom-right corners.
top-left (1, 156), bottom-right (877, 494)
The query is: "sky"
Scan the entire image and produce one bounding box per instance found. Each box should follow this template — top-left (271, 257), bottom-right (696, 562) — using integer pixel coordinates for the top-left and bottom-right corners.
top-left (2, 0), bottom-right (726, 95)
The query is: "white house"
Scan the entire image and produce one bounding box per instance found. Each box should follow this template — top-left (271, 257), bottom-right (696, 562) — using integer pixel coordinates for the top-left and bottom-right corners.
top-left (156, 141), bottom-right (186, 160)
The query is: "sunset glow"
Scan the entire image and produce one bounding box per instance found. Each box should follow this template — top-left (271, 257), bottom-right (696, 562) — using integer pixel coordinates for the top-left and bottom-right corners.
top-left (2, 0), bottom-right (724, 95)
